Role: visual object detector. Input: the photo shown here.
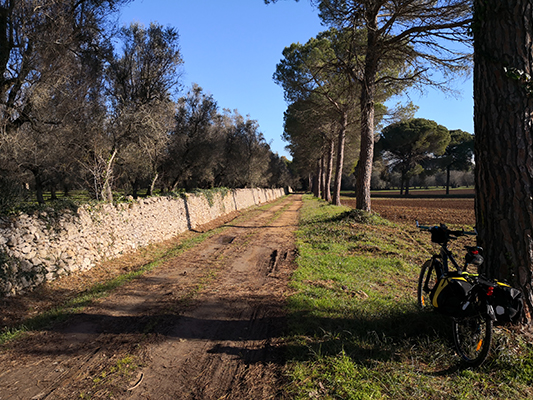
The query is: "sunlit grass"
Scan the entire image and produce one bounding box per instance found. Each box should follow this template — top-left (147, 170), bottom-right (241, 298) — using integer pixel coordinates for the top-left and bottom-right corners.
top-left (284, 195), bottom-right (533, 399)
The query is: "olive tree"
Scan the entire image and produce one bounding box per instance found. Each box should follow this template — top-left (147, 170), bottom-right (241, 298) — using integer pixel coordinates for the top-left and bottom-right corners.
top-left (0, 0), bottom-right (129, 203)
top-left (165, 84), bottom-right (222, 191)
top-left (105, 22), bottom-right (182, 200)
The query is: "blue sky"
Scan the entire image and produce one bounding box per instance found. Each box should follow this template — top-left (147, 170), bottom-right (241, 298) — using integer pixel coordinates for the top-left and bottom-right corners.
top-left (118, 0), bottom-right (474, 158)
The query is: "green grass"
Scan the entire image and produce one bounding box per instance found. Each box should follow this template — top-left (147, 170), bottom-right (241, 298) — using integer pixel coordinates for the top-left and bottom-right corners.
top-left (285, 195), bottom-right (533, 399)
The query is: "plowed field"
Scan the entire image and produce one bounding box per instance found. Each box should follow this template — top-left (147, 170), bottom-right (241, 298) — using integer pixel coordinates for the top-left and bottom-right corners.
top-left (342, 193), bottom-right (475, 227)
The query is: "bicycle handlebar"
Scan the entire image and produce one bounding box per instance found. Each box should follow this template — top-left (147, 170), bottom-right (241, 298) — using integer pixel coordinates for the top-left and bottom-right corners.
top-left (415, 221), bottom-right (477, 237)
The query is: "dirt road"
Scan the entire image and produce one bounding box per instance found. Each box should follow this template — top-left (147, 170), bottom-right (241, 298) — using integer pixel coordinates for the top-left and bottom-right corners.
top-left (0, 195), bottom-right (302, 400)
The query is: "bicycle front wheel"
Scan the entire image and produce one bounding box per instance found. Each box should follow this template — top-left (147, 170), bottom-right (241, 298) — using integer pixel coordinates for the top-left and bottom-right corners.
top-left (417, 259), bottom-right (437, 309)
top-left (452, 314), bottom-right (492, 367)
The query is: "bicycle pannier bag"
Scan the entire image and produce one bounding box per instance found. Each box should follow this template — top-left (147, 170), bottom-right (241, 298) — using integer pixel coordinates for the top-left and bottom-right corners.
top-left (491, 281), bottom-right (523, 324)
top-left (431, 276), bottom-right (473, 317)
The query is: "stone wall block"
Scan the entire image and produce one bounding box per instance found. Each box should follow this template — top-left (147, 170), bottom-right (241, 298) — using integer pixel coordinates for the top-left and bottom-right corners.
top-left (0, 188), bottom-right (285, 296)
top-left (20, 260), bottom-right (33, 273)
top-left (7, 234), bottom-right (19, 247)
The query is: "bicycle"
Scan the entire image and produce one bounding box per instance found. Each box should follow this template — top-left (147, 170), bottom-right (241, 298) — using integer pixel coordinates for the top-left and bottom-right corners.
top-left (416, 222), bottom-right (493, 367)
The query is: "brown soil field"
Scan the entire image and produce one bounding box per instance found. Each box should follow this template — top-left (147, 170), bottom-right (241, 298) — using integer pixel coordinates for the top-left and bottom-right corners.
top-left (342, 197), bottom-right (475, 227)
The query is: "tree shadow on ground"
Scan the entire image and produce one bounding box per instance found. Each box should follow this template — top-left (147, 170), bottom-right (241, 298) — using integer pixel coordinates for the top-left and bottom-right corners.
top-left (283, 304), bottom-right (464, 375)
top-left (3, 291), bottom-right (469, 375)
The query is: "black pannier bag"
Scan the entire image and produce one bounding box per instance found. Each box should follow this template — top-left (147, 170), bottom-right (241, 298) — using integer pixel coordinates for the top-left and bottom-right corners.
top-left (491, 281), bottom-right (523, 324)
top-left (431, 275), bottom-right (474, 317)
top-left (430, 226), bottom-right (448, 244)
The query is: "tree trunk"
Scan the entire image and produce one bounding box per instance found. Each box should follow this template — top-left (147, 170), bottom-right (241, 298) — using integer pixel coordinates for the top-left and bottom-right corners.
top-left (325, 138), bottom-right (334, 203)
top-left (355, 23), bottom-right (378, 212)
top-left (101, 149), bottom-right (117, 203)
top-left (446, 165), bottom-right (451, 195)
top-left (333, 112), bottom-right (348, 206)
top-left (148, 172), bottom-right (158, 196)
top-left (313, 161), bottom-right (322, 198)
top-left (320, 154), bottom-right (326, 200)
top-left (132, 178), bottom-right (139, 199)
top-left (50, 185), bottom-right (57, 201)
top-left (474, 0), bottom-right (533, 319)
top-left (33, 171), bottom-right (45, 205)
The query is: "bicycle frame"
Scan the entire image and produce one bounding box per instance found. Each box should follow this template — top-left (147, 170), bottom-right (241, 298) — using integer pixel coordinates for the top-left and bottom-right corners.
top-left (435, 241), bottom-right (463, 275)
top-left (416, 221), bottom-right (476, 274)
top-left (418, 222), bottom-right (480, 311)
top-left (421, 242), bottom-right (462, 295)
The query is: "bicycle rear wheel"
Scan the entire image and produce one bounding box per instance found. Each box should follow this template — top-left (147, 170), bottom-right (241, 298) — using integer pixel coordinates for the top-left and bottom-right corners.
top-left (417, 259), bottom-right (437, 309)
top-left (452, 314), bottom-right (492, 367)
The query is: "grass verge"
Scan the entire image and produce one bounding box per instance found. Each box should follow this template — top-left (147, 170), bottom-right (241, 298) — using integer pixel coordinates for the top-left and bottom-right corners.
top-left (284, 195), bottom-right (533, 400)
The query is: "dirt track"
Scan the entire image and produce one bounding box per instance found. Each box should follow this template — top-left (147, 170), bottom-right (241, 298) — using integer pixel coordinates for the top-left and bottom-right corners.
top-left (0, 195), bottom-right (301, 400)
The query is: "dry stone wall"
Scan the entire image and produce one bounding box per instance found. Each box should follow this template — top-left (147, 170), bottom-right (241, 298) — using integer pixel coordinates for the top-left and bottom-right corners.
top-left (0, 188), bottom-right (286, 296)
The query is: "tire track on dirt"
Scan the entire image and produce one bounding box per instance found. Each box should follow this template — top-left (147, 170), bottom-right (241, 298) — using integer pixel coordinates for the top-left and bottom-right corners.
top-left (127, 195), bottom-right (301, 400)
top-left (0, 195), bottom-right (301, 400)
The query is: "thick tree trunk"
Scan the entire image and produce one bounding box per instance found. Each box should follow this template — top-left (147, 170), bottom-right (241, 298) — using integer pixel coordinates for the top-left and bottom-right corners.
top-left (33, 171), bottom-right (45, 205)
top-left (24, 165), bottom-right (45, 204)
top-left (131, 178), bottom-right (139, 199)
top-left (356, 22), bottom-right (378, 212)
top-left (333, 112), bottom-right (348, 206)
top-left (356, 82), bottom-right (375, 211)
top-left (474, 0), bottom-right (533, 319)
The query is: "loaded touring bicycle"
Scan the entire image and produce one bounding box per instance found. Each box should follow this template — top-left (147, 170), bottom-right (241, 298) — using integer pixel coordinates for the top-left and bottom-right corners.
top-left (416, 222), bottom-right (523, 367)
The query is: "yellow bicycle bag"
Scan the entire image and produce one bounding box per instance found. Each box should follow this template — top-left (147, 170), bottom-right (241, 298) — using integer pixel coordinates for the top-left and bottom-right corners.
top-left (431, 275), bottom-right (474, 316)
